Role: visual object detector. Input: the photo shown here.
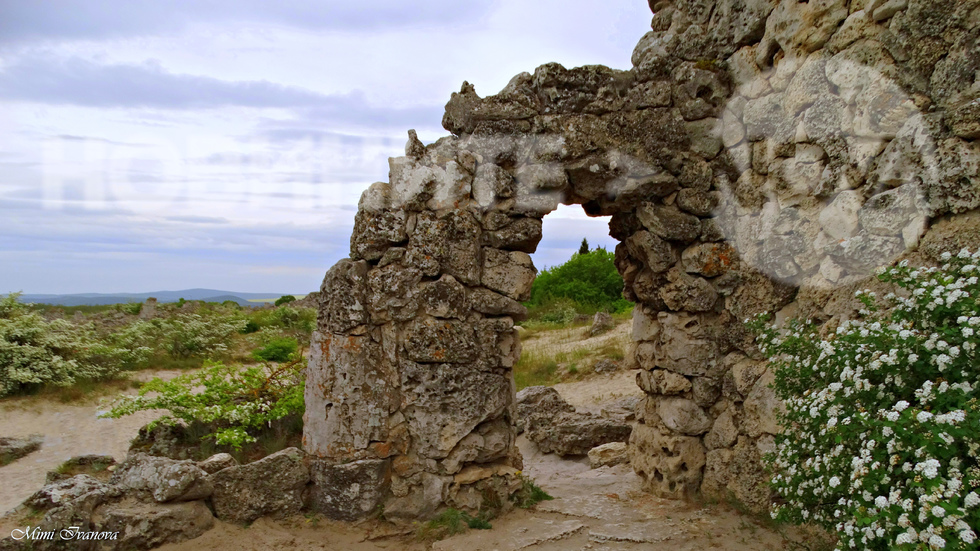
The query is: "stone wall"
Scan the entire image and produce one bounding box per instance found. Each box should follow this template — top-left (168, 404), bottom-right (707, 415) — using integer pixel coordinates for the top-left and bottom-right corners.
top-left (306, 0), bottom-right (979, 516)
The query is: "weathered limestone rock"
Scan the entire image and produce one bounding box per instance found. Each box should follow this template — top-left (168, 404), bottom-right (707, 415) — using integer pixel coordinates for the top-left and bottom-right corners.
top-left (653, 312), bottom-right (720, 376)
top-left (588, 442), bottom-right (629, 468)
top-left (304, 331), bottom-right (398, 460)
top-left (637, 369), bottom-right (691, 395)
top-left (589, 311), bottom-right (614, 336)
top-left (26, 474), bottom-right (110, 511)
top-left (526, 412), bottom-right (632, 457)
top-left (468, 287), bottom-right (528, 321)
top-left (742, 369), bottom-right (783, 437)
top-left (111, 454), bottom-right (212, 503)
top-left (485, 217), bottom-right (543, 253)
top-left (209, 447), bottom-right (309, 524)
top-left (704, 407), bottom-right (739, 450)
top-left (309, 459), bottom-right (390, 521)
top-left (401, 364), bottom-right (512, 460)
top-left (0, 434), bottom-right (42, 463)
top-left (515, 386), bottom-right (575, 434)
top-left (197, 453), bottom-right (237, 474)
top-left (636, 203), bottom-right (701, 243)
top-left (94, 499), bottom-right (215, 550)
top-left (481, 248), bottom-right (537, 301)
top-left (628, 424), bottom-right (705, 499)
top-left (407, 210), bottom-right (482, 284)
top-left (405, 317), bottom-right (478, 363)
top-left (657, 397), bottom-right (713, 436)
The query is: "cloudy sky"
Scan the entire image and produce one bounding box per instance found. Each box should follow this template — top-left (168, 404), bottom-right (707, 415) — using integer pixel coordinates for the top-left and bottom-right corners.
top-left (0, 0), bottom-right (653, 295)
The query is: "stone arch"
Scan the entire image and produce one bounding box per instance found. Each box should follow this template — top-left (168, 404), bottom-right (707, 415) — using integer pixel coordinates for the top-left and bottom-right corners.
top-left (304, 52), bottom-right (755, 518)
top-left (305, 0), bottom-right (980, 519)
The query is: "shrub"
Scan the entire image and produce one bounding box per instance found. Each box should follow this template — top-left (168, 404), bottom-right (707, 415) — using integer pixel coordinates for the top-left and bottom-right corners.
top-left (153, 314), bottom-right (246, 359)
top-left (116, 302), bottom-right (142, 315)
top-left (758, 249), bottom-right (980, 550)
top-left (102, 359), bottom-right (305, 449)
top-left (510, 475), bottom-right (553, 509)
top-left (526, 248), bottom-right (631, 315)
top-left (0, 293), bottom-right (124, 396)
top-left (274, 295), bottom-right (297, 307)
top-left (252, 337), bottom-right (298, 362)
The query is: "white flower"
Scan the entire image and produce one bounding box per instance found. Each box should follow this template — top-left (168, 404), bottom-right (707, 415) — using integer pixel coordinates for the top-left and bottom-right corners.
top-left (917, 411), bottom-right (934, 423)
top-left (829, 476), bottom-right (841, 488)
top-left (961, 530), bottom-right (977, 544)
top-left (875, 496), bottom-right (888, 508)
top-left (932, 505), bottom-right (946, 518)
top-left (965, 492), bottom-right (980, 508)
top-left (895, 401), bottom-right (909, 412)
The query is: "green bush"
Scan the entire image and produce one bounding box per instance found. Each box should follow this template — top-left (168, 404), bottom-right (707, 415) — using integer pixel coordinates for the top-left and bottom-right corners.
top-left (252, 337), bottom-right (299, 362)
top-left (101, 359), bottom-right (305, 449)
top-left (757, 250), bottom-right (980, 550)
top-left (526, 249), bottom-right (631, 316)
top-left (274, 295), bottom-right (297, 307)
top-left (116, 302), bottom-right (142, 315)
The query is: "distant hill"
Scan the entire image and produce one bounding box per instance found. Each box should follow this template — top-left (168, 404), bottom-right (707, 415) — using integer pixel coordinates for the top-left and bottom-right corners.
top-left (15, 289), bottom-right (306, 307)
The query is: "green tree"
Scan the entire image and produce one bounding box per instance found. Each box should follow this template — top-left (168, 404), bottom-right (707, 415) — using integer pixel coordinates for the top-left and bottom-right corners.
top-left (526, 249), bottom-right (631, 313)
top-left (274, 295), bottom-right (297, 307)
top-left (578, 238), bottom-right (589, 255)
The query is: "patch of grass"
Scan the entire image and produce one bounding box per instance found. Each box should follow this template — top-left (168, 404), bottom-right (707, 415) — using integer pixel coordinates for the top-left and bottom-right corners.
top-left (513, 351), bottom-right (560, 390)
top-left (32, 376), bottom-right (138, 404)
top-left (416, 508), bottom-right (491, 542)
top-left (594, 342), bottom-right (625, 361)
top-left (510, 475), bottom-right (553, 509)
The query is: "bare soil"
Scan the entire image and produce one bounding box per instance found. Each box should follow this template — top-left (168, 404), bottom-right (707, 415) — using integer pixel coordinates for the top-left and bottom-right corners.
top-left (0, 370), bottom-right (182, 514)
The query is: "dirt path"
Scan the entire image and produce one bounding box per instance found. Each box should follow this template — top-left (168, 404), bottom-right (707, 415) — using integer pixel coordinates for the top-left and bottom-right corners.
top-left (431, 436), bottom-right (787, 551)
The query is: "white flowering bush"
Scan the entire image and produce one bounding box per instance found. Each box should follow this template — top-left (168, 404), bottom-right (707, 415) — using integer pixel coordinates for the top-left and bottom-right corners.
top-left (151, 314), bottom-right (247, 359)
top-left (0, 294), bottom-right (128, 396)
top-left (757, 249), bottom-right (980, 550)
top-left (101, 359), bottom-right (305, 449)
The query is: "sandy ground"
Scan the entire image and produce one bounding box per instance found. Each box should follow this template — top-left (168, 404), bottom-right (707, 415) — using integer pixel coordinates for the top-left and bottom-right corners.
top-left (0, 370), bottom-right (182, 514)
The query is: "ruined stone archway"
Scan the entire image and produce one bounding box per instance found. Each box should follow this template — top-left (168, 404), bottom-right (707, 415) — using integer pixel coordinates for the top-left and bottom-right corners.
top-left (305, 0), bottom-right (980, 519)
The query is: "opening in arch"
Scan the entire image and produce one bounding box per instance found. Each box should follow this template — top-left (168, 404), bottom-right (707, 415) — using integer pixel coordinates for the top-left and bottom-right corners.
top-left (516, 204), bottom-right (634, 390)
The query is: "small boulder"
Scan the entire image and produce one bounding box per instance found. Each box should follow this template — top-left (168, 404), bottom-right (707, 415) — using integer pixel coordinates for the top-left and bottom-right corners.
top-left (515, 386), bottom-right (575, 434)
top-left (0, 434), bottom-right (43, 464)
top-left (209, 447), bottom-right (309, 524)
top-left (592, 359), bottom-right (620, 373)
top-left (111, 453), bottom-right (212, 503)
top-left (94, 498), bottom-right (214, 550)
top-left (588, 442), bottom-right (629, 468)
top-left (26, 474), bottom-right (109, 511)
top-left (589, 312), bottom-right (614, 336)
top-left (309, 459), bottom-right (390, 521)
top-left (526, 412), bottom-right (632, 457)
top-left (197, 453), bottom-right (238, 474)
